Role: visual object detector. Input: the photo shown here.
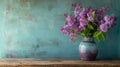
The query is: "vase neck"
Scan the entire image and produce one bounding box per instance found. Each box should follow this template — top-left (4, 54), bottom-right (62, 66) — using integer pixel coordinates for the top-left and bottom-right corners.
top-left (83, 36), bottom-right (94, 42)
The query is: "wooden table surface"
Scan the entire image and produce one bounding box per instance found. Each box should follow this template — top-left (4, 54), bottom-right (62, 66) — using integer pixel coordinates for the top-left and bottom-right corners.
top-left (0, 58), bottom-right (119, 67)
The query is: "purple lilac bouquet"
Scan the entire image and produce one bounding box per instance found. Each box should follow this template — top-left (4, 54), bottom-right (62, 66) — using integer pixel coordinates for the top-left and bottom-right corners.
top-left (60, 2), bottom-right (116, 42)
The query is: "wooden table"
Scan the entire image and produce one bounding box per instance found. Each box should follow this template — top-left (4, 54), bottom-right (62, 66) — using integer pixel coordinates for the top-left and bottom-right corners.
top-left (0, 58), bottom-right (119, 67)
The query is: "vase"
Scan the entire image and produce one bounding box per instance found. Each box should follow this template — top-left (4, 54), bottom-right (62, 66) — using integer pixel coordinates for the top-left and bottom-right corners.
top-left (79, 36), bottom-right (98, 61)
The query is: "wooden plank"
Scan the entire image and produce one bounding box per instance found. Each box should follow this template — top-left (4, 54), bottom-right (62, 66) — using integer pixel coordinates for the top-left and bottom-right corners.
top-left (0, 58), bottom-right (119, 67)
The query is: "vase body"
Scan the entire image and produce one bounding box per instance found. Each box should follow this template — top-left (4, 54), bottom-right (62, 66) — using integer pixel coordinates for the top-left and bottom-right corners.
top-left (79, 37), bottom-right (98, 61)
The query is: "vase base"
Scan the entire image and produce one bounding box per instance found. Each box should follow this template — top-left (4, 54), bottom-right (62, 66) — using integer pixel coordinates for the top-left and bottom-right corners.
top-left (80, 58), bottom-right (96, 61)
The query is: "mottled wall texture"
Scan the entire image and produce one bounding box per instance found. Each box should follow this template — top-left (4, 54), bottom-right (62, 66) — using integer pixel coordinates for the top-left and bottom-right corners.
top-left (0, 0), bottom-right (119, 59)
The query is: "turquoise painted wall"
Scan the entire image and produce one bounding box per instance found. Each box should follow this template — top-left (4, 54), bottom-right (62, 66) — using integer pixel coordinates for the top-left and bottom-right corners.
top-left (0, 0), bottom-right (119, 59)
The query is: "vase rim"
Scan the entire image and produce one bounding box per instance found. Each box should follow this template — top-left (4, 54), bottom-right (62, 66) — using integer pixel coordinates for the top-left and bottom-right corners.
top-left (83, 36), bottom-right (93, 38)
top-left (82, 36), bottom-right (94, 42)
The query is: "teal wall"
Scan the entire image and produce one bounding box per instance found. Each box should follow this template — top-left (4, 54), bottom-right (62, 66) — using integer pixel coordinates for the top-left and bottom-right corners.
top-left (0, 0), bottom-right (119, 59)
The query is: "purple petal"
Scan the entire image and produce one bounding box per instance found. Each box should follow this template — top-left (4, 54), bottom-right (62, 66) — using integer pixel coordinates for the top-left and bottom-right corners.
top-left (79, 18), bottom-right (88, 26)
top-left (99, 23), bottom-right (109, 32)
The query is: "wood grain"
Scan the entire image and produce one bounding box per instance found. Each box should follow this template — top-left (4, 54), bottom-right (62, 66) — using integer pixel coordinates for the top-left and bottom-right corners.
top-left (0, 58), bottom-right (119, 67)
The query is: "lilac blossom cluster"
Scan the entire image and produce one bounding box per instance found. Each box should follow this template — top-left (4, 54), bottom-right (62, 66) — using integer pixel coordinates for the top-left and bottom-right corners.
top-left (60, 3), bottom-right (116, 41)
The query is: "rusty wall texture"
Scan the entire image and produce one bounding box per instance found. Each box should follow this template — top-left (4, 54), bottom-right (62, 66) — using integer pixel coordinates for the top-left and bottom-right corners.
top-left (0, 0), bottom-right (119, 59)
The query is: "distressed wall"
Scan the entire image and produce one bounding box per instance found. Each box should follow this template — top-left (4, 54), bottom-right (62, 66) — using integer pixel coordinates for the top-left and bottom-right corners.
top-left (0, 0), bottom-right (119, 59)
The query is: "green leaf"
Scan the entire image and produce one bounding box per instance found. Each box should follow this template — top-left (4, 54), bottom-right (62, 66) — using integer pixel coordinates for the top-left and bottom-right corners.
top-left (93, 31), bottom-right (101, 37)
top-left (96, 35), bottom-right (100, 42)
top-left (101, 32), bottom-right (106, 40)
top-left (92, 11), bottom-right (95, 17)
top-left (87, 24), bottom-right (94, 30)
top-left (93, 31), bottom-right (106, 42)
top-left (80, 32), bottom-right (85, 37)
top-left (92, 11), bottom-right (98, 21)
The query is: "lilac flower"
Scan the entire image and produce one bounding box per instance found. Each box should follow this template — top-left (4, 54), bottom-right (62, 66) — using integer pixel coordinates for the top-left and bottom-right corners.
top-left (99, 23), bottom-right (109, 32)
top-left (65, 15), bottom-right (76, 26)
top-left (60, 2), bottom-right (116, 41)
top-left (100, 6), bottom-right (108, 14)
top-left (71, 2), bottom-right (82, 8)
top-left (99, 20), bottom-right (105, 24)
top-left (79, 18), bottom-right (87, 25)
top-left (79, 8), bottom-right (90, 18)
top-left (88, 16), bottom-right (94, 22)
top-left (104, 14), bottom-right (116, 27)
top-left (73, 3), bottom-right (82, 17)
top-left (71, 3), bottom-right (77, 7)
top-left (74, 7), bottom-right (81, 17)
top-left (79, 25), bottom-right (86, 30)
top-left (64, 13), bottom-right (68, 18)
top-left (95, 7), bottom-right (108, 21)
top-left (87, 9), bottom-right (94, 22)
top-left (76, 16), bottom-right (81, 21)
top-left (60, 25), bottom-right (72, 34)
